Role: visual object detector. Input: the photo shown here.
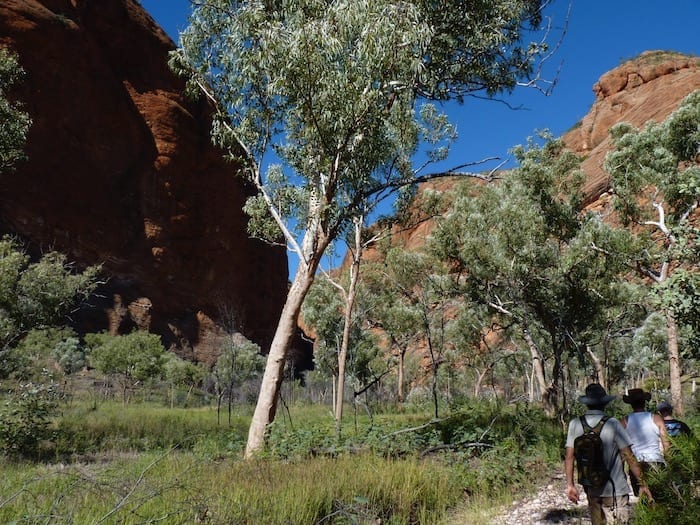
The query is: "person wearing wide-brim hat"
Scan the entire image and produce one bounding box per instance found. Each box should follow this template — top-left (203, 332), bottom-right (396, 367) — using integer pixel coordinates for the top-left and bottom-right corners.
top-left (565, 384), bottom-right (652, 524)
top-left (622, 388), bottom-right (670, 498)
top-left (622, 388), bottom-right (651, 405)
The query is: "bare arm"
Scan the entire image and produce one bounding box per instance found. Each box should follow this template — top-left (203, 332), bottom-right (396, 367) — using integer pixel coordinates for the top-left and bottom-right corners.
top-left (620, 446), bottom-right (654, 501)
top-left (653, 413), bottom-right (671, 453)
top-left (564, 447), bottom-right (580, 503)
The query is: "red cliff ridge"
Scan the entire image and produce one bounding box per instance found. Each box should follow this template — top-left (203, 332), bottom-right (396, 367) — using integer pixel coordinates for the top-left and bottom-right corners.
top-left (563, 51), bottom-right (700, 206)
top-left (0, 0), bottom-right (296, 365)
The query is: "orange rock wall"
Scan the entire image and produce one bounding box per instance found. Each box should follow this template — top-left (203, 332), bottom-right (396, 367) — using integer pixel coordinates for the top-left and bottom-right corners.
top-left (563, 51), bottom-right (700, 204)
top-left (0, 0), bottom-right (289, 364)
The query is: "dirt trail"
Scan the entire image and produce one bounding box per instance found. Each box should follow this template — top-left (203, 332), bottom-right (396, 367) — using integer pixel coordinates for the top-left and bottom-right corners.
top-left (487, 473), bottom-right (591, 524)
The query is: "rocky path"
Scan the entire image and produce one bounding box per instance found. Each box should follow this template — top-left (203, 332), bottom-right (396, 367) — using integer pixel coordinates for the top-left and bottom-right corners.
top-left (488, 473), bottom-right (591, 525)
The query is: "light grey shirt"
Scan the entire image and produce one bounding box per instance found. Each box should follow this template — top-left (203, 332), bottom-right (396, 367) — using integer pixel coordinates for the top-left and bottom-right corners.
top-left (566, 409), bottom-right (633, 496)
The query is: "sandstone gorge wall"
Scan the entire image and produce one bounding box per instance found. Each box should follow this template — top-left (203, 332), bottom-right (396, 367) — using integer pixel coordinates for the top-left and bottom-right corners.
top-left (0, 0), bottom-right (291, 365)
top-left (563, 51), bottom-right (700, 206)
top-left (372, 51), bottom-right (700, 257)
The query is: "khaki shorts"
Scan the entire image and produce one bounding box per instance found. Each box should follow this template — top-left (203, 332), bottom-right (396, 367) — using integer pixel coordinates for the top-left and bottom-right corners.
top-left (587, 494), bottom-right (630, 525)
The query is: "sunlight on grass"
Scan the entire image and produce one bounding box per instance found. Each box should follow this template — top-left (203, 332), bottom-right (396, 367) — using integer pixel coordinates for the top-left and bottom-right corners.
top-left (0, 402), bottom-right (567, 523)
top-left (0, 452), bottom-right (467, 524)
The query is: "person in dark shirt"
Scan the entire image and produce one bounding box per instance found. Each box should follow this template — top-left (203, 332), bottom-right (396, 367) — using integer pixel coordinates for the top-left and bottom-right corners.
top-left (657, 401), bottom-right (692, 437)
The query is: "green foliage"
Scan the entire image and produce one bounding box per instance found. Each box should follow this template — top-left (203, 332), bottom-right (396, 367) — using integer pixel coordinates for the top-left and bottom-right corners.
top-left (303, 276), bottom-right (345, 377)
top-left (604, 90), bottom-right (700, 394)
top-left (0, 379), bottom-right (60, 459)
top-left (303, 274), bottom-right (380, 387)
top-left (11, 327), bottom-right (79, 377)
top-left (0, 238), bottom-right (99, 381)
top-left (633, 435), bottom-right (700, 524)
top-left (0, 401), bottom-right (566, 523)
top-left (431, 136), bottom-right (639, 409)
top-left (606, 89), bottom-right (699, 240)
top-left (55, 402), bottom-right (245, 456)
top-left (360, 246), bottom-right (453, 415)
top-left (213, 338), bottom-right (264, 418)
top-left (86, 331), bottom-right (166, 402)
top-left (171, 0), bottom-right (551, 262)
top-left (163, 353), bottom-right (205, 407)
top-left (0, 47), bottom-right (31, 174)
top-left (0, 450), bottom-right (466, 525)
top-left (624, 313), bottom-right (670, 381)
top-left (52, 336), bottom-right (84, 374)
top-left (172, 0), bottom-right (555, 451)
top-left (0, 238), bottom-right (100, 345)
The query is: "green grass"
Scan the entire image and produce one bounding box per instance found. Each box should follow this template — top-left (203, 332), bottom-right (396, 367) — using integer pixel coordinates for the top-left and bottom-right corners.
top-left (0, 451), bottom-right (468, 524)
top-left (54, 402), bottom-right (248, 458)
top-left (0, 400), bottom-right (565, 524)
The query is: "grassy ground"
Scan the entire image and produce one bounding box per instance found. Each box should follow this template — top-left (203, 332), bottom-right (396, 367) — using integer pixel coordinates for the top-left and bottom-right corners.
top-left (0, 400), bottom-right (566, 524)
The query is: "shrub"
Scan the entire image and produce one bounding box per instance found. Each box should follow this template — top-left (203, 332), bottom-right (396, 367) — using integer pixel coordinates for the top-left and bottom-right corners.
top-left (634, 434), bottom-right (699, 524)
top-left (0, 380), bottom-right (60, 459)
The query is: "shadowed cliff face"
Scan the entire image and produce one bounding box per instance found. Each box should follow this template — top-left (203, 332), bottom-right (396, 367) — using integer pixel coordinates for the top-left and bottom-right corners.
top-left (0, 0), bottom-right (290, 364)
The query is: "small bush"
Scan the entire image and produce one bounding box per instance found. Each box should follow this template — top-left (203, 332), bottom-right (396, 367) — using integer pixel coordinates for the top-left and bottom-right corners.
top-left (0, 380), bottom-right (60, 459)
top-left (633, 434), bottom-right (699, 524)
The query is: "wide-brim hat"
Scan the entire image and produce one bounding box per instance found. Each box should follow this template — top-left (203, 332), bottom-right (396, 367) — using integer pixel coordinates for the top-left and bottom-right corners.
top-left (578, 383), bottom-right (616, 406)
top-left (623, 388), bottom-right (651, 404)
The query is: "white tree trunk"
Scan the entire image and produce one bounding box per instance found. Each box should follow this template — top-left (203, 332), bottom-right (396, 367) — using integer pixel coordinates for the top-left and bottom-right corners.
top-left (244, 264), bottom-right (316, 458)
top-left (334, 234), bottom-right (360, 433)
top-left (586, 345), bottom-right (605, 389)
top-left (397, 350), bottom-right (405, 403)
top-left (666, 311), bottom-right (684, 415)
top-left (522, 327), bottom-right (548, 402)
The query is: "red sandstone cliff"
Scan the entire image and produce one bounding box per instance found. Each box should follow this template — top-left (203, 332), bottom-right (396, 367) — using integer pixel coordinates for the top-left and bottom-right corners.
top-left (0, 0), bottom-right (291, 364)
top-left (564, 51), bottom-right (700, 206)
top-left (364, 51), bottom-right (700, 259)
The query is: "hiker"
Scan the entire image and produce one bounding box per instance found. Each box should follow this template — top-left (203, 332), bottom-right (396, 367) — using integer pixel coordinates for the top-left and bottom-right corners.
top-left (622, 388), bottom-right (670, 497)
top-left (565, 383), bottom-right (652, 525)
top-left (657, 400), bottom-right (692, 437)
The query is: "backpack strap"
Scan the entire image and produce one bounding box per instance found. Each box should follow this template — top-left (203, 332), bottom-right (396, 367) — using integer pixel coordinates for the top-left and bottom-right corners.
top-left (594, 416), bottom-right (609, 433)
top-left (580, 415), bottom-right (609, 433)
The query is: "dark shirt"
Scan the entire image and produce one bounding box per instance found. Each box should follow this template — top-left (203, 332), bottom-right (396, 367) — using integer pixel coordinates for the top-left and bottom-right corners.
top-left (663, 418), bottom-right (692, 437)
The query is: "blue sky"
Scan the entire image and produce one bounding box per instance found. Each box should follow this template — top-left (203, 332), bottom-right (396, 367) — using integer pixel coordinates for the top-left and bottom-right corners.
top-left (138, 0), bottom-right (699, 271)
top-left (140, 0), bottom-right (699, 169)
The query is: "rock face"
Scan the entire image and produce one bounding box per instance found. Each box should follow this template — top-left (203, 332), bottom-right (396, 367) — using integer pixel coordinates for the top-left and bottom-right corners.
top-left (372, 51), bottom-right (700, 257)
top-left (0, 0), bottom-right (290, 364)
top-left (562, 51), bottom-right (700, 205)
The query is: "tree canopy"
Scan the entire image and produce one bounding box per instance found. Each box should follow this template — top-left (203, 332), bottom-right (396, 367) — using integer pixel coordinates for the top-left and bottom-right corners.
top-left (431, 137), bottom-right (637, 412)
top-left (172, 0), bottom-right (555, 456)
top-left (604, 89), bottom-right (700, 413)
top-left (0, 47), bottom-right (31, 174)
top-left (0, 237), bottom-right (100, 354)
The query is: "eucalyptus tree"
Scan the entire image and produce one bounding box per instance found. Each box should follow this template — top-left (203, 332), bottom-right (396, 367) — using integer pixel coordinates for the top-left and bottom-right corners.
top-left (431, 137), bottom-right (634, 414)
top-left (85, 331), bottom-right (167, 404)
top-left (213, 338), bottom-right (265, 424)
top-left (445, 302), bottom-right (527, 399)
top-left (604, 90), bottom-right (700, 415)
top-left (363, 246), bottom-right (451, 417)
top-left (303, 261), bottom-right (380, 431)
top-left (362, 255), bottom-right (420, 405)
top-left (0, 47), bottom-right (30, 174)
top-left (172, 0), bottom-right (554, 456)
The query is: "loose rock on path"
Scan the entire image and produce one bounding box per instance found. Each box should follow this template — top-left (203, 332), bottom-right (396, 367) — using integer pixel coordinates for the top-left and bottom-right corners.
top-left (488, 473), bottom-right (591, 525)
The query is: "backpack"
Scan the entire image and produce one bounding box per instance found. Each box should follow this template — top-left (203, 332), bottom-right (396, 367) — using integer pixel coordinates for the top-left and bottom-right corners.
top-left (573, 415), bottom-right (611, 490)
